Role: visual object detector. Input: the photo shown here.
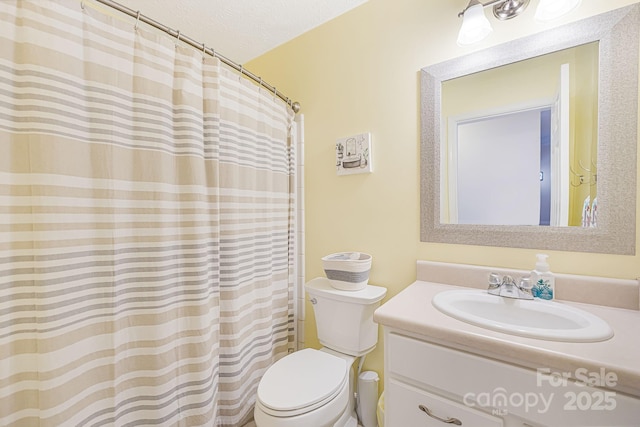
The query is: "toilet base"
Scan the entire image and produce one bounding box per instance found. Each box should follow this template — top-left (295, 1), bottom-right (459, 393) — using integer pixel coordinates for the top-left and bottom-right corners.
top-left (254, 407), bottom-right (357, 427)
top-left (336, 409), bottom-right (358, 427)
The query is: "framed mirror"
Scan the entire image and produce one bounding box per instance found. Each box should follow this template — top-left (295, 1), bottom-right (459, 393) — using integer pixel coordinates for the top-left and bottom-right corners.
top-left (420, 5), bottom-right (638, 254)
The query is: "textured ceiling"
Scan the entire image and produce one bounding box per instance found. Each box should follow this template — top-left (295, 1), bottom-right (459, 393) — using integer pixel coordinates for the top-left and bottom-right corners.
top-left (113, 0), bottom-right (368, 64)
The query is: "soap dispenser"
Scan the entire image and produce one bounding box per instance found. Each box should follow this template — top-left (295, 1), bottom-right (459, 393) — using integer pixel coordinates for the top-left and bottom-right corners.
top-left (531, 254), bottom-right (555, 300)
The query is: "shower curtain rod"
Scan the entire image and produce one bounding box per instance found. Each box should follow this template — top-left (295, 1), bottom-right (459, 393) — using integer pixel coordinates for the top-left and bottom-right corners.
top-left (92, 0), bottom-right (301, 113)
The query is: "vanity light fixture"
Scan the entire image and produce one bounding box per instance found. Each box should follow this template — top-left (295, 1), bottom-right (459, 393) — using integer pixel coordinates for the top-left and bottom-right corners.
top-left (457, 0), bottom-right (582, 46)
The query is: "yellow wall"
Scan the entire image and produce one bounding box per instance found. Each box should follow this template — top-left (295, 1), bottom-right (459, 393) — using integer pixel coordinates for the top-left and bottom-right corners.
top-left (571, 43), bottom-right (600, 225)
top-left (248, 0), bottom-right (640, 385)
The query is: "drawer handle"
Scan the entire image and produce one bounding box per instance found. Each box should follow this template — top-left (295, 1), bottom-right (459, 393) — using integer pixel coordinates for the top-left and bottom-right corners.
top-left (418, 404), bottom-right (462, 425)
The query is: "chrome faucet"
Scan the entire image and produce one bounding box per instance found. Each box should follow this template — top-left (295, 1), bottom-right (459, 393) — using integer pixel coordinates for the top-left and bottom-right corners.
top-left (488, 273), bottom-right (534, 300)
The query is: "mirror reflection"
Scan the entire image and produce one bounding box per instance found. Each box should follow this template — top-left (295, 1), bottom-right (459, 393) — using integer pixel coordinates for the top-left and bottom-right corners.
top-left (440, 42), bottom-right (599, 227)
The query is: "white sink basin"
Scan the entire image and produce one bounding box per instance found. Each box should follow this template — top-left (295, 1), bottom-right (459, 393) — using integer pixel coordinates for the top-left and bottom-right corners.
top-left (432, 290), bottom-right (613, 342)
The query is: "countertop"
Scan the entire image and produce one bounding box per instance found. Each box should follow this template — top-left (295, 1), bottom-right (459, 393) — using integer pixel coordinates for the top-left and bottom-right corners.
top-left (374, 280), bottom-right (640, 397)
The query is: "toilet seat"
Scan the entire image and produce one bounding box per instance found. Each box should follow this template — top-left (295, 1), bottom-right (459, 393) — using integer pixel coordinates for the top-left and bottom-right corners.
top-left (257, 348), bottom-right (349, 417)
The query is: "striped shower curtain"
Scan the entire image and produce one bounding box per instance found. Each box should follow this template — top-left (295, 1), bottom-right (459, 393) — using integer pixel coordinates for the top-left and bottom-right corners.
top-left (0, 1), bottom-right (297, 426)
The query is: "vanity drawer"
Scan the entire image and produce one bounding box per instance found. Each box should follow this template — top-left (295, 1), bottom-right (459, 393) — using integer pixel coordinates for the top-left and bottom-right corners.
top-left (387, 331), bottom-right (509, 397)
top-left (386, 378), bottom-right (503, 426)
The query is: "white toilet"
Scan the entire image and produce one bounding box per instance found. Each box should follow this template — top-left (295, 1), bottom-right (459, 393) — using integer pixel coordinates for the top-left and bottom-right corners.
top-left (254, 277), bottom-right (387, 427)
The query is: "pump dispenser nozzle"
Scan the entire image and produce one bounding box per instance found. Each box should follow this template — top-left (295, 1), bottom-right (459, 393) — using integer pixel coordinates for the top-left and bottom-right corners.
top-left (535, 254), bottom-right (550, 272)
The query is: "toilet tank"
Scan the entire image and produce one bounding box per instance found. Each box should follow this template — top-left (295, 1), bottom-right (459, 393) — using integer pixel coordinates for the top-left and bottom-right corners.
top-left (305, 277), bottom-right (387, 356)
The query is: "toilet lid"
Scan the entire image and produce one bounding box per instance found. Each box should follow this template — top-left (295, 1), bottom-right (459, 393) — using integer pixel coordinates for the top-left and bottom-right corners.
top-left (257, 348), bottom-right (348, 413)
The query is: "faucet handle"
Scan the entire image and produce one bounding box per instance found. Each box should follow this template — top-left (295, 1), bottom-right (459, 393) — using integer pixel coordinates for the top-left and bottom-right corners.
top-left (516, 276), bottom-right (534, 300)
top-left (488, 272), bottom-right (501, 295)
top-left (488, 272), bottom-right (501, 287)
top-left (518, 276), bottom-right (532, 290)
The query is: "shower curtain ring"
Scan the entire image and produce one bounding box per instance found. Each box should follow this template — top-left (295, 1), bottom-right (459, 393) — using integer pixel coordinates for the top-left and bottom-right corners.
top-left (239, 65), bottom-right (243, 81)
top-left (134, 11), bottom-right (141, 30)
top-left (202, 42), bottom-right (207, 61)
top-left (175, 30), bottom-right (181, 47)
top-left (273, 86), bottom-right (277, 100)
top-left (80, 1), bottom-right (85, 10)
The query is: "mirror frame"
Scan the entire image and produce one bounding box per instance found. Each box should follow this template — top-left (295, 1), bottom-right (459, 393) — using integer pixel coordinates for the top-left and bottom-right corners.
top-left (420, 5), bottom-right (638, 255)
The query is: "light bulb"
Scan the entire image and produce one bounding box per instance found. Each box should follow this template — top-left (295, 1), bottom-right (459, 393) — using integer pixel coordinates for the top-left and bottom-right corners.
top-left (457, 4), bottom-right (493, 46)
top-left (535, 0), bottom-right (582, 22)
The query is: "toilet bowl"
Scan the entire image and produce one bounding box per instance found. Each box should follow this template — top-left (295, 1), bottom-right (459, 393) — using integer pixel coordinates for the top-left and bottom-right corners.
top-left (254, 277), bottom-right (387, 427)
top-left (254, 348), bottom-right (356, 427)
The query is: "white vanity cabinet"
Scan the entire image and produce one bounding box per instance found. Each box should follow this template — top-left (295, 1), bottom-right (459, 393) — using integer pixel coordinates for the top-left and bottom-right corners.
top-left (383, 329), bottom-right (640, 427)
